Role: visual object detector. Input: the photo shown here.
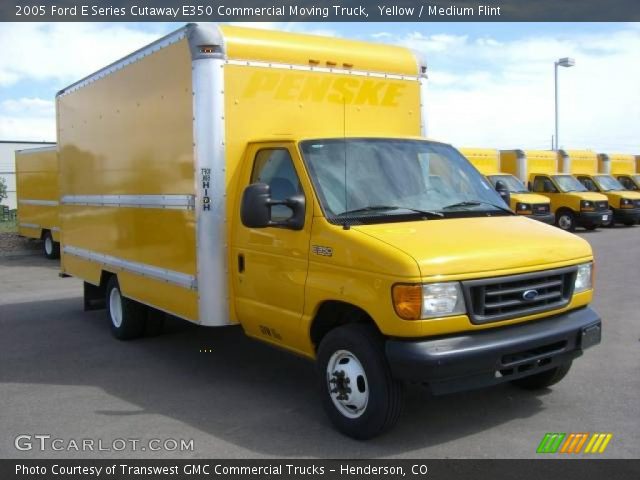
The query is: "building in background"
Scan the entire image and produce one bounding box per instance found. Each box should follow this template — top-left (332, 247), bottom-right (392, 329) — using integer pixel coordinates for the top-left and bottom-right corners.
top-left (0, 141), bottom-right (55, 210)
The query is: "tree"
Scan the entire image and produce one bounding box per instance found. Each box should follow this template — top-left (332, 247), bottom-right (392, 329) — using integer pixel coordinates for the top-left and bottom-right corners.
top-left (0, 177), bottom-right (7, 203)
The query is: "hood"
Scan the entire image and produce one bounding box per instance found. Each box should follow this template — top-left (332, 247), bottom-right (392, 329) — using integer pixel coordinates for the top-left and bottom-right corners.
top-left (510, 192), bottom-right (550, 204)
top-left (602, 190), bottom-right (640, 201)
top-left (568, 191), bottom-right (608, 201)
top-left (353, 216), bottom-right (592, 278)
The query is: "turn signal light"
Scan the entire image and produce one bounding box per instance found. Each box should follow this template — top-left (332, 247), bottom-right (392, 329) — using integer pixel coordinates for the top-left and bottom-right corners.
top-left (392, 284), bottom-right (422, 320)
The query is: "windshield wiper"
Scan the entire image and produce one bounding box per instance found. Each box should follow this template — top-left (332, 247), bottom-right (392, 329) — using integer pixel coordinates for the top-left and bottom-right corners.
top-left (442, 200), bottom-right (514, 215)
top-left (337, 205), bottom-right (443, 218)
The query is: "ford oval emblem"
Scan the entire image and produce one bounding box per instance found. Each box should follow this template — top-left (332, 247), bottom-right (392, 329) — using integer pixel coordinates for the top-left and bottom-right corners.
top-left (522, 289), bottom-right (539, 301)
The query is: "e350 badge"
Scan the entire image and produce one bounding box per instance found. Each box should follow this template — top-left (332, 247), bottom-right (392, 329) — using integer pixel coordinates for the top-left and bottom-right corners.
top-left (312, 245), bottom-right (333, 257)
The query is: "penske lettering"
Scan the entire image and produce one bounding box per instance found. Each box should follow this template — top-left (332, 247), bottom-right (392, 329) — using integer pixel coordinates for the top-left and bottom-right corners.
top-left (242, 71), bottom-right (408, 107)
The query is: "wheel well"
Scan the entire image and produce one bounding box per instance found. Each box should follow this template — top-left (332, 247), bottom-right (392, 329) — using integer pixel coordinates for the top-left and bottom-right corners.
top-left (556, 207), bottom-right (574, 218)
top-left (310, 301), bottom-right (378, 351)
top-left (40, 229), bottom-right (50, 240)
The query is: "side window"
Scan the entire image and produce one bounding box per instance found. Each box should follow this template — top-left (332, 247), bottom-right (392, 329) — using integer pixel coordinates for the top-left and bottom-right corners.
top-left (578, 177), bottom-right (597, 192)
top-left (251, 149), bottom-right (303, 221)
top-left (619, 177), bottom-right (636, 190)
top-left (533, 176), bottom-right (554, 193)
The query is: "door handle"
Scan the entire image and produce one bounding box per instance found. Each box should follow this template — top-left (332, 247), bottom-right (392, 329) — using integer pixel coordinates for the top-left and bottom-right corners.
top-left (238, 254), bottom-right (245, 273)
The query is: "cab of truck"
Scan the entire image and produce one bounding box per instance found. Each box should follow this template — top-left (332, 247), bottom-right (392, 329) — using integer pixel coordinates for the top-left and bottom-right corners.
top-left (606, 152), bottom-right (640, 192)
top-left (500, 149), bottom-right (610, 232)
top-left (459, 148), bottom-right (554, 223)
top-left (558, 151), bottom-right (640, 227)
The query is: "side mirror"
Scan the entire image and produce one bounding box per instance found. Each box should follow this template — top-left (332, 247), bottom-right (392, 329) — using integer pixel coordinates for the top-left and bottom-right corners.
top-left (494, 180), bottom-right (511, 206)
top-left (240, 183), bottom-right (305, 230)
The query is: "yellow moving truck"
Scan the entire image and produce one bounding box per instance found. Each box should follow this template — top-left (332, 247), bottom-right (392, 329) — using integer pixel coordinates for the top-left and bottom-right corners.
top-left (15, 146), bottom-right (60, 259)
top-left (559, 151), bottom-right (640, 227)
top-left (459, 148), bottom-right (553, 223)
top-left (605, 152), bottom-right (640, 191)
top-left (57, 24), bottom-right (602, 438)
top-left (501, 149), bottom-right (610, 232)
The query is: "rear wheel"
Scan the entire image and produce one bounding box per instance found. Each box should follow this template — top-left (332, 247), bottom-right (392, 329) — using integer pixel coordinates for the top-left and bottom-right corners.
top-left (317, 324), bottom-right (403, 439)
top-left (555, 210), bottom-right (576, 232)
top-left (510, 361), bottom-right (572, 390)
top-left (42, 231), bottom-right (60, 260)
top-left (623, 220), bottom-right (636, 226)
top-left (106, 276), bottom-right (146, 340)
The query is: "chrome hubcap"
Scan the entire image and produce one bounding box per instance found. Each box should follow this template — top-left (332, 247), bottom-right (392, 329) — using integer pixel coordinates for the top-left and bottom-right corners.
top-left (326, 350), bottom-right (368, 418)
top-left (558, 215), bottom-right (572, 230)
top-left (109, 287), bottom-right (123, 328)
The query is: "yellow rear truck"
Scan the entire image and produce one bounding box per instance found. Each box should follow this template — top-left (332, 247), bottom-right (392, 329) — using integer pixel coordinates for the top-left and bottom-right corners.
top-left (606, 152), bottom-right (640, 192)
top-left (459, 148), bottom-right (553, 223)
top-left (500, 149), bottom-right (611, 232)
top-left (559, 151), bottom-right (640, 227)
top-left (15, 146), bottom-right (60, 259)
top-left (56, 24), bottom-right (602, 439)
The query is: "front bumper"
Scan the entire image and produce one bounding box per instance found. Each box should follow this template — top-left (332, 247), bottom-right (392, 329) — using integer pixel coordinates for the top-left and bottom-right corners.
top-left (576, 210), bottom-right (612, 227)
top-left (612, 207), bottom-right (640, 224)
top-left (385, 307), bottom-right (601, 395)
top-left (529, 213), bottom-right (555, 224)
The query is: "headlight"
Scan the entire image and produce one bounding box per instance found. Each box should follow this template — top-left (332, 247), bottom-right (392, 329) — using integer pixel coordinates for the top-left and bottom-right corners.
top-left (580, 200), bottom-right (593, 211)
top-left (516, 202), bottom-right (531, 212)
top-left (620, 198), bottom-right (633, 208)
top-left (574, 263), bottom-right (593, 293)
top-left (392, 282), bottom-right (466, 320)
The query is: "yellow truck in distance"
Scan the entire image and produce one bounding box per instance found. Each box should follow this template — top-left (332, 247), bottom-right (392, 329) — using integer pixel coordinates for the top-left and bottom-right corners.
top-left (459, 148), bottom-right (553, 224)
top-left (605, 152), bottom-right (640, 192)
top-left (56, 24), bottom-right (602, 439)
top-left (15, 146), bottom-right (60, 259)
top-left (500, 149), bottom-right (611, 232)
top-left (559, 151), bottom-right (640, 227)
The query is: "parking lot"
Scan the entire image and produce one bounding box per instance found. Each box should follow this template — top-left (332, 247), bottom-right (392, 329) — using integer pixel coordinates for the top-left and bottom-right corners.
top-left (1, 227), bottom-right (639, 459)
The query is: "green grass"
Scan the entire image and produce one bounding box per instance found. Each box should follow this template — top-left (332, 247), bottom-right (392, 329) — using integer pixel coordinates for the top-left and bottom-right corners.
top-left (0, 218), bottom-right (17, 233)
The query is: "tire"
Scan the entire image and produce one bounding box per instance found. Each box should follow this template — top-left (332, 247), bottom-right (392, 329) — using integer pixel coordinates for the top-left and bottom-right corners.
top-left (317, 323), bottom-right (403, 439)
top-left (510, 361), bottom-right (572, 390)
top-left (623, 220), bottom-right (636, 226)
top-left (555, 210), bottom-right (576, 232)
top-left (105, 276), bottom-right (146, 340)
top-left (42, 231), bottom-right (60, 260)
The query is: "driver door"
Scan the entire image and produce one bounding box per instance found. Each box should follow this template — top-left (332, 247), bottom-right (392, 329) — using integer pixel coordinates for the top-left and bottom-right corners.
top-left (231, 142), bottom-right (312, 352)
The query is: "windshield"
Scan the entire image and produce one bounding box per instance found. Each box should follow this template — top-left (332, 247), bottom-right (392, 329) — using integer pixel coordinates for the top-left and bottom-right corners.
top-left (487, 174), bottom-right (528, 193)
top-left (299, 138), bottom-right (508, 222)
top-left (552, 175), bottom-right (588, 192)
top-left (633, 175), bottom-right (640, 184)
top-left (594, 175), bottom-right (625, 191)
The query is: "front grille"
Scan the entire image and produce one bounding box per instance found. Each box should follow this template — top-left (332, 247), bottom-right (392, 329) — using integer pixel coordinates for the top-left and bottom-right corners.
top-left (595, 201), bottom-right (608, 211)
top-left (532, 203), bottom-right (550, 215)
top-left (462, 266), bottom-right (577, 324)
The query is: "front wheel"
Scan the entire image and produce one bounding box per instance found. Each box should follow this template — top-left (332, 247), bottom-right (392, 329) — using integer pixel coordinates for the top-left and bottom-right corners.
top-left (510, 361), bottom-right (572, 390)
top-left (555, 211), bottom-right (576, 232)
top-left (317, 324), bottom-right (403, 439)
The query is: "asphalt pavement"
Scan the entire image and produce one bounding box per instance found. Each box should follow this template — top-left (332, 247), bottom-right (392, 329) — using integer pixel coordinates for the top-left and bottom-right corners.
top-left (1, 227), bottom-right (638, 458)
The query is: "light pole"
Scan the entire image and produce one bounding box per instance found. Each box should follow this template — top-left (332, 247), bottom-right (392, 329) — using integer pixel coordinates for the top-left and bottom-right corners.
top-left (554, 57), bottom-right (575, 150)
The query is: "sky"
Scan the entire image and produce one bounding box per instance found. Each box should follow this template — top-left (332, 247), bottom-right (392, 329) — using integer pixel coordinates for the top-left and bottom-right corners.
top-left (0, 22), bottom-right (638, 154)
